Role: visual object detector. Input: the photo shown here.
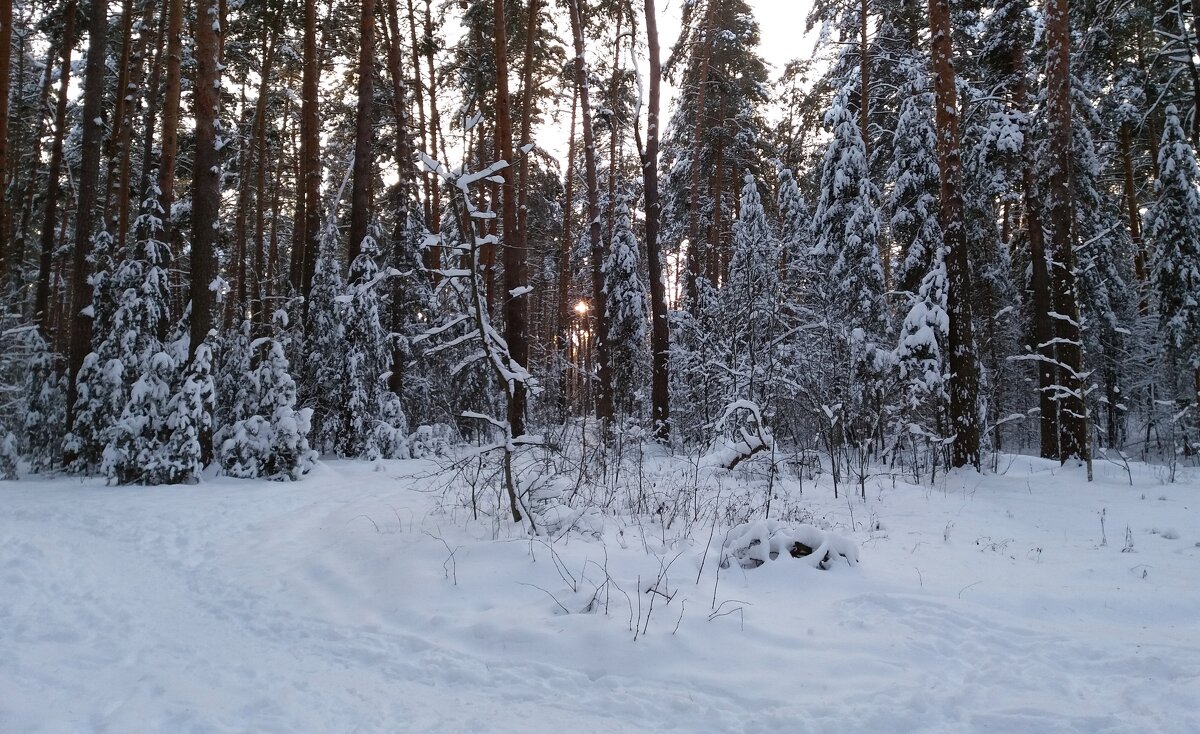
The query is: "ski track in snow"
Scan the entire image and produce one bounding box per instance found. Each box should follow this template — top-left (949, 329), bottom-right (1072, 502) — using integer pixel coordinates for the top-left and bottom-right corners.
top-left (1, 457), bottom-right (1198, 733)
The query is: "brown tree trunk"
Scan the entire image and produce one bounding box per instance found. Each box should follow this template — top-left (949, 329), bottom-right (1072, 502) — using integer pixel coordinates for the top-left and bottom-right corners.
top-left (348, 0), bottom-right (376, 265)
top-left (0, 0), bottom-right (12, 281)
top-left (494, 0), bottom-right (530, 440)
top-left (515, 0), bottom-right (540, 255)
top-left (34, 1), bottom-right (76, 334)
top-left (66, 0), bottom-right (109, 433)
top-left (12, 29), bottom-right (58, 284)
top-left (641, 0), bottom-right (670, 442)
top-left (1012, 41), bottom-right (1059, 459)
top-left (138, 0), bottom-right (167, 195)
top-left (252, 32), bottom-right (278, 326)
top-left (191, 0), bottom-right (223, 368)
top-left (404, 0), bottom-right (432, 228)
top-left (298, 0), bottom-right (321, 298)
top-left (232, 86), bottom-right (252, 326)
top-left (568, 0), bottom-right (613, 423)
top-left (1045, 0), bottom-right (1089, 463)
top-left (602, 3), bottom-right (624, 251)
top-left (158, 0), bottom-right (185, 247)
top-left (684, 0), bottom-right (716, 310)
top-left (103, 0), bottom-right (134, 248)
top-left (928, 0), bottom-right (981, 468)
top-left (422, 0), bottom-right (442, 222)
top-left (556, 82), bottom-right (578, 419)
top-left (1121, 123), bottom-right (1148, 288)
top-left (384, 0), bottom-right (414, 397)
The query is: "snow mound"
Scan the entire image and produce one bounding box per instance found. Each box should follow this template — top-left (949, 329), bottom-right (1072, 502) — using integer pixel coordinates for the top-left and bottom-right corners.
top-left (722, 519), bottom-right (859, 570)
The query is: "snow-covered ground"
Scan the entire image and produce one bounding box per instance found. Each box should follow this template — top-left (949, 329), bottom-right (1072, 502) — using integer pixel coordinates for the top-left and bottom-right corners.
top-left (2, 454), bottom-right (1198, 733)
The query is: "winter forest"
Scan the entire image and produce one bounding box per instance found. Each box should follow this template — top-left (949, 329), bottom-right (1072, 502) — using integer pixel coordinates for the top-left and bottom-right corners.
top-left (1, 0), bottom-right (1199, 729)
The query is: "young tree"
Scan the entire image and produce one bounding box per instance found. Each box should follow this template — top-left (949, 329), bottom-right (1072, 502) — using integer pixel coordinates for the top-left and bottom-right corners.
top-left (603, 199), bottom-right (651, 419)
top-left (1146, 106), bottom-right (1200, 395)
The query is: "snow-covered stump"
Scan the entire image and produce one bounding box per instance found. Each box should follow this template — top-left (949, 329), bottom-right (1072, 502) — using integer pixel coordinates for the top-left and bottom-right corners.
top-left (722, 519), bottom-right (859, 571)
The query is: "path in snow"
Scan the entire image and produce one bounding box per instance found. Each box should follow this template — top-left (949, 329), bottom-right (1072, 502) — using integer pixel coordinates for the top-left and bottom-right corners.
top-left (2, 457), bottom-right (1198, 733)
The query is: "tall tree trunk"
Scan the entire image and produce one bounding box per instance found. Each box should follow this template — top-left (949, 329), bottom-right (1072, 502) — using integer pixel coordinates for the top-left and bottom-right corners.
top-left (515, 0), bottom-right (539, 255)
top-left (422, 0), bottom-right (442, 222)
top-left (232, 86), bottom-right (252, 326)
top-left (602, 2), bottom-right (624, 251)
top-left (1011, 41), bottom-right (1059, 459)
top-left (66, 0), bottom-right (109, 433)
top-left (556, 82), bottom-right (578, 419)
top-left (12, 30), bottom-right (58, 285)
top-left (0, 0), bottom-right (13, 282)
top-left (103, 0), bottom-right (134, 248)
top-left (298, 0), bottom-right (321, 298)
top-left (158, 0), bottom-right (185, 248)
top-left (641, 0), bottom-right (670, 442)
top-left (684, 0), bottom-right (716, 310)
top-left (191, 0), bottom-right (222, 369)
top-left (384, 0), bottom-right (414, 397)
top-left (404, 0), bottom-right (432, 228)
top-left (928, 0), bottom-right (981, 468)
top-left (251, 32), bottom-right (278, 326)
top-left (138, 0), bottom-right (167, 194)
top-left (35, 1), bottom-right (76, 335)
top-left (1045, 0), bottom-right (1089, 463)
top-left (567, 0), bottom-right (613, 423)
top-left (494, 0), bottom-right (530, 442)
top-left (348, 0), bottom-right (376, 265)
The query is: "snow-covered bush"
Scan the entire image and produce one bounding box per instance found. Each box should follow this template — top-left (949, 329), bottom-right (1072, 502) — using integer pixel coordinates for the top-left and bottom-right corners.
top-left (722, 519), bottom-right (859, 570)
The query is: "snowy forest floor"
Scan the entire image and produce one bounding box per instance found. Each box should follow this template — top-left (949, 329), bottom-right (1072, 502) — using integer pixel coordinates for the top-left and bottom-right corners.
top-left (2, 452), bottom-right (1198, 733)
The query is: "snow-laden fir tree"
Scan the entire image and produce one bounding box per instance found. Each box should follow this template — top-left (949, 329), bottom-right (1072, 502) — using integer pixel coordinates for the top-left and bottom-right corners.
top-left (219, 334), bottom-right (316, 481)
top-left (886, 60), bottom-right (944, 296)
top-left (303, 218), bottom-right (349, 454)
top-left (102, 351), bottom-right (174, 484)
top-left (603, 197), bottom-right (651, 419)
top-left (776, 167), bottom-right (812, 280)
top-left (387, 206), bottom-right (439, 427)
top-left (22, 336), bottom-right (65, 473)
top-left (63, 232), bottom-right (125, 473)
top-left (215, 320), bottom-right (254, 448)
top-left (720, 173), bottom-right (781, 407)
top-left (151, 335), bottom-right (215, 484)
top-left (895, 244), bottom-right (950, 432)
top-left (1145, 105), bottom-right (1200, 396)
top-left (99, 188), bottom-right (177, 483)
top-left (1070, 85), bottom-right (1136, 446)
top-left (811, 89), bottom-right (889, 337)
top-left (341, 222), bottom-right (403, 459)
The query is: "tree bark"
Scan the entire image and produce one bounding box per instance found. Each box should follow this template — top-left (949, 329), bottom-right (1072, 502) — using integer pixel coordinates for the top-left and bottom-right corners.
top-left (191, 0), bottom-right (222, 368)
top-left (34, 1), bottom-right (76, 335)
top-left (567, 0), bottom-right (614, 423)
top-left (298, 0), bottom-right (321, 298)
top-left (158, 0), bottom-right (185, 248)
top-left (1045, 0), bottom-right (1089, 463)
top-left (0, 0), bottom-right (13, 281)
top-left (928, 0), bottom-right (981, 468)
top-left (684, 0), bottom-right (716, 310)
top-left (641, 0), bottom-right (671, 442)
top-left (348, 0), bottom-right (376, 265)
top-left (252, 32), bottom-right (278, 326)
top-left (494, 0), bottom-right (530, 439)
top-left (65, 0), bottom-right (109, 433)
top-left (1011, 40), bottom-right (1059, 459)
top-left (556, 82), bottom-right (578, 419)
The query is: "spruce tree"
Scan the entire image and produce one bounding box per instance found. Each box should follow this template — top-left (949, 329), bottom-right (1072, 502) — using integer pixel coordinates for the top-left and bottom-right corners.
top-left (603, 198), bottom-right (651, 419)
top-left (1146, 106), bottom-right (1200, 391)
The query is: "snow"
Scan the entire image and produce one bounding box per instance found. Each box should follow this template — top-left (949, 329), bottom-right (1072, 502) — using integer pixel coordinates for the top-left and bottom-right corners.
top-left (2, 455), bottom-right (1198, 733)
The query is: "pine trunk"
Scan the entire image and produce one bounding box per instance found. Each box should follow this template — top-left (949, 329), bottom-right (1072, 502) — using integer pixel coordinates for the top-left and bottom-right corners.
top-left (348, 0), bottom-right (376, 265)
top-left (34, 1), bottom-right (75, 334)
top-left (65, 0), bottom-right (109, 433)
top-left (568, 0), bottom-right (613, 423)
top-left (1045, 0), bottom-right (1089, 463)
top-left (191, 0), bottom-right (222, 369)
top-left (158, 0), bottom-right (185, 247)
top-left (642, 0), bottom-right (671, 442)
top-left (928, 0), bottom-right (981, 468)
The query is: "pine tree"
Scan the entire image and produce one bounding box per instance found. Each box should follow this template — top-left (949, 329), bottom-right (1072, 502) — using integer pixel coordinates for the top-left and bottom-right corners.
top-left (721, 173), bottom-right (780, 407)
top-left (341, 223), bottom-right (400, 459)
top-left (811, 90), bottom-right (888, 337)
top-left (776, 167), bottom-right (812, 278)
top-left (153, 336), bottom-right (215, 484)
top-left (219, 338), bottom-right (315, 480)
top-left (22, 337), bottom-right (65, 473)
top-left (887, 61), bottom-right (944, 297)
top-left (1146, 106), bottom-right (1200, 390)
top-left (303, 219), bottom-right (349, 454)
top-left (603, 198), bottom-right (651, 419)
